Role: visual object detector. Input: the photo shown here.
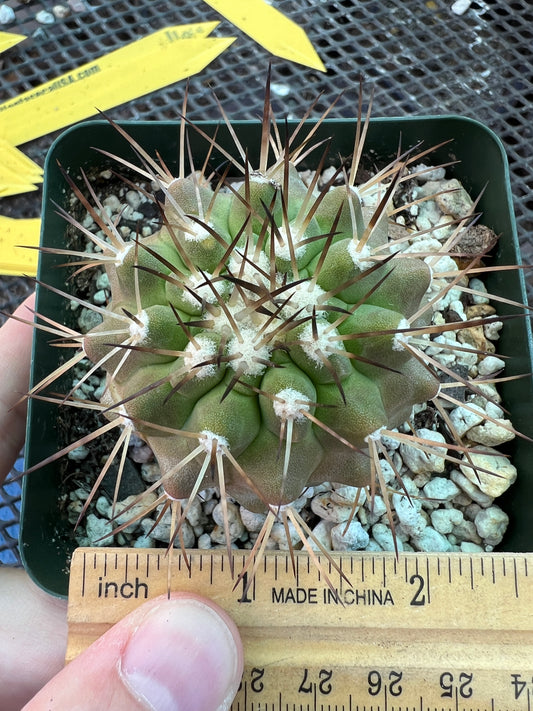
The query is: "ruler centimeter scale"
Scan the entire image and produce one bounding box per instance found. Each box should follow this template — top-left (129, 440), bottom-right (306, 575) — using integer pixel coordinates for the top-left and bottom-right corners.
top-left (67, 548), bottom-right (533, 711)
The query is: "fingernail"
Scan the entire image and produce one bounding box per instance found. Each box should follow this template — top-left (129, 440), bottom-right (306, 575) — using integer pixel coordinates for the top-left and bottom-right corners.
top-left (120, 596), bottom-right (242, 711)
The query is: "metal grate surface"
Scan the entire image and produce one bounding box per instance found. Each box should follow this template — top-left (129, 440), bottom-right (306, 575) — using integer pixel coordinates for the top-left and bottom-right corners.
top-left (1, 0), bottom-right (532, 563)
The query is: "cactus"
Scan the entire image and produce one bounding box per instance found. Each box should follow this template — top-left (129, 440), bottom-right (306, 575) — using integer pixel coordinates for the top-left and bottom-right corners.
top-left (24, 78), bottom-right (521, 578)
top-left (81, 139), bottom-right (438, 514)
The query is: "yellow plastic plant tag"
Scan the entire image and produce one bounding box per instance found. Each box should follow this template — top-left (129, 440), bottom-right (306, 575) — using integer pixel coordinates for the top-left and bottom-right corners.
top-left (0, 216), bottom-right (40, 276)
top-left (0, 31), bottom-right (26, 54)
top-left (0, 139), bottom-right (43, 180)
top-left (203, 0), bottom-right (325, 72)
top-left (0, 139), bottom-right (43, 196)
top-left (0, 22), bottom-right (235, 147)
top-left (0, 183), bottom-right (38, 198)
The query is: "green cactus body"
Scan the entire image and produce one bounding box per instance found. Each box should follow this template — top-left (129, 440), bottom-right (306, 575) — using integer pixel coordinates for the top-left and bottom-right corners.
top-left (80, 143), bottom-right (440, 516)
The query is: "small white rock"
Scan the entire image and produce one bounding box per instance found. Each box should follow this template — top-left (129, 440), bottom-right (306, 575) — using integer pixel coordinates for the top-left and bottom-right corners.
top-left (449, 299), bottom-right (467, 321)
top-left (0, 5), bottom-right (15, 23)
top-left (485, 401), bottom-right (504, 420)
top-left (122, 206), bottom-right (144, 221)
top-left (372, 523), bottom-right (404, 552)
top-left (184, 497), bottom-right (206, 528)
top-left (453, 492), bottom-right (473, 507)
top-left (464, 502), bottom-right (482, 521)
top-left (405, 237), bottom-right (441, 254)
top-left (67, 444), bottom-right (89, 461)
top-left (240, 507), bottom-right (267, 533)
top-left (288, 490), bottom-right (315, 512)
top-left (133, 534), bottom-right (155, 548)
top-left (430, 508), bottom-right (463, 534)
top-left (53, 5), bottom-right (71, 19)
top-left (425, 331), bottom-right (457, 357)
top-left (467, 419), bottom-right (515, 446)
top-left (433, 352), bottom-right (456, 367)
top-left (125, 190), bottom-right (142, 209)
top-left (331, 520), bottom-right (369, 551)
top-left (271, 521), bottom-right (299, 550)
top-left (130, 444), bottom-right (153, 464)
top-left (484, 320), bottom-right (503, 341)
top-left (93, 289), bottom-right (108, 305)
top-left (478, 356), bottom-right (505, 376)
top-left (102, 194), bottom-right (122, 211)
top-left (72, 487), bottom-right (89, 502)
top-left (141, 462), bottom-right (161, 483)
top-left (474, 506), bottom-right (509, 546)
top-left (68, 0), bottom-right (86, 10)
top-left (472, 382), bottom-right (502, 405)
top-left (114, 493), bottom-right (157, 530)
top-left (423, 477), bottom-right (461, 506)
top-left (460, 541), bottom-right (484, 552)
top-left (212, 501), bottom-right (244, 541)
top-left (412, 164), bottom-right (446, 183)
top-left (308, 520), bottom-right (333, 551)
top-left (392, 494), bottom-right (426, 537)
top-left (451, 0), bottom-right (471, 15)
top-left (364, 494), bottom-right (388, 524)
top-left (459, 447), bottom-right (517, 497)
top-left (452, 517), bottom-right (481, 543)
top-left (431, 214), bottom-right (456, 242)
top-left (428, 253), bottom-right (459, 277)
top-left (411, 526), bottom-right (452, 552)
top-left (330, 484), bottom-right (367, 508)
top-left (450, 468), bottom-right (494, 507)
top-left (67, 500), bottom-right (83, 524)
top-left (95, 496), bottom-right (111, 517)
top-left (435, 179), bottom-right (474, 218)
top-left (270, 82), bottom-right (291, 97)
top-left (82, 213), bottom-right (95, 229)
top-left (171, 520), bottom-right (196, 548)
top-left (469, 278), bottom-right (490, 305)
top-left (455, 342), bottom-right (478, 368)
top-left (376, 458), bottom-right (397, 485)
top-left (416, 200), bottom-right (442, 231)
top-left (311, 491), bottom-right (352, 523)
top-left (400, 428), bottom-right (446, 474)
top-left (96, 272), bottom-right (110, 290)
top-left (143, 510), bottom-right (195, 547)
top-left (449, 404), bottom-right (485, 437)
top-left (197, 533), bottom-right (212, 549)
top-left (86, 514), bottom-right (114, 546)
top-left (413, 474), bottom-right (432, 493)
top-left (378, 431), bottom-right (401, 452)
top-left (36, 9), bottom-right (55, 24)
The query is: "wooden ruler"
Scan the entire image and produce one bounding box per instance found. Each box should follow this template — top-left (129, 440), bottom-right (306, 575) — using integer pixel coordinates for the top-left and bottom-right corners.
top-left (68, 547), bottom-right (533, 710)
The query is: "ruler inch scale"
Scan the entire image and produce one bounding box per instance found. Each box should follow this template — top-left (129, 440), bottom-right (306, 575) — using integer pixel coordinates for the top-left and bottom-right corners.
top-left (68, 547), bottom-right (533, 710)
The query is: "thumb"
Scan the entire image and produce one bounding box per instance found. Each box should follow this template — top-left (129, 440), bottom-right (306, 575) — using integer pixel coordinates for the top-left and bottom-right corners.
top-left (23, 593), bottom-right (243, 711)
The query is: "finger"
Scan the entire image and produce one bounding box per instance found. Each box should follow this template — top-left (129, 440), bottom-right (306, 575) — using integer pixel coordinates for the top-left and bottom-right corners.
top-left (0, 292), bottom-right (35, 483)
top-left (0, 568), bottom-right (68, 711)
top-left (23, 592), bottom-right (243, 711)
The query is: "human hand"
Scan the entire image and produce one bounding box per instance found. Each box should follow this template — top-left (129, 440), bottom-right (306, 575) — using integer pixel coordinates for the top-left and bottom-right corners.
top-left (25, 592), bottom-right (243, 711)
top-left (0, 294), bottom-right (244, 710)
top-left (0, 292), bottom-right (69, 710)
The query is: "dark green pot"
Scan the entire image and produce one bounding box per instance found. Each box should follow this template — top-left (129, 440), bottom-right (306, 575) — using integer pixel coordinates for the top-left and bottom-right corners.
top-left (21, 116), bottom-right (533, 597)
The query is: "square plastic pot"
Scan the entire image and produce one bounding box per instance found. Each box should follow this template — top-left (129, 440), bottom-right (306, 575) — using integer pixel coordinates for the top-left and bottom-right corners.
top-left (21, 116), bottom-right (533, 597)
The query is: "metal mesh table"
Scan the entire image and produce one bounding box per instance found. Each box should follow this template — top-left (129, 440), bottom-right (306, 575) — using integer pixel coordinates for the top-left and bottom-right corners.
top-left (1, 0), bottom-right (532, 564)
